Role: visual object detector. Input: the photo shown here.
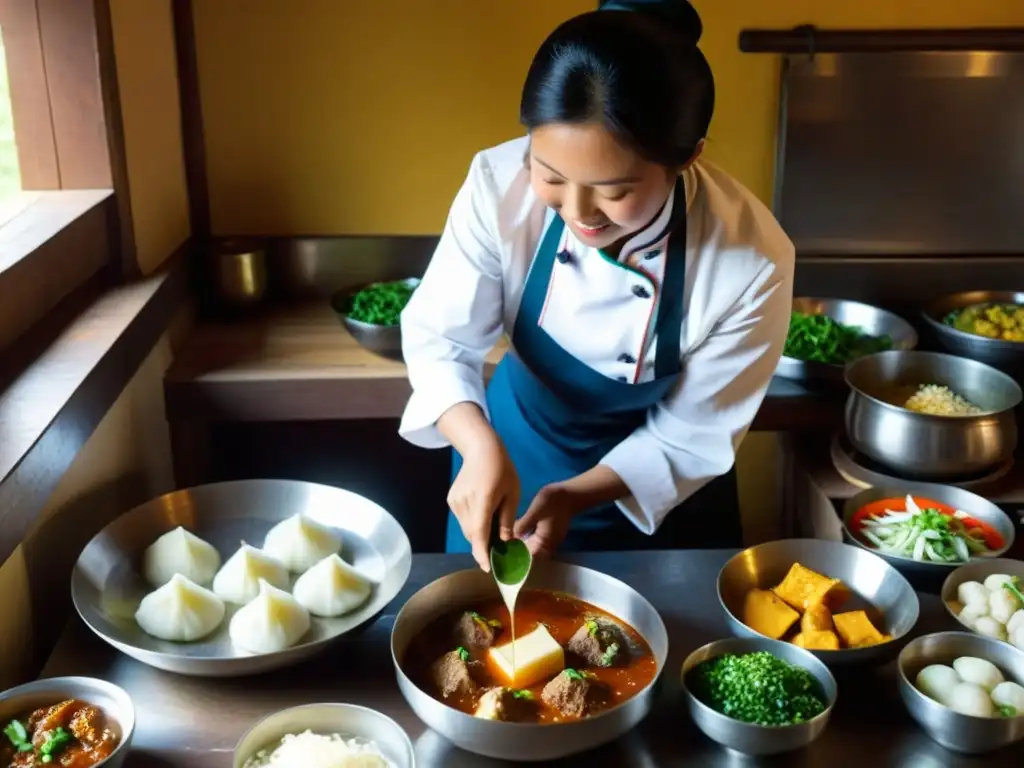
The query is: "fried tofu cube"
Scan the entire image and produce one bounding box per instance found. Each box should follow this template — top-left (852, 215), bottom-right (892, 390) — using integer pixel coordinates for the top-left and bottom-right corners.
top-left (487, 624), bottom-right (565, 688)
top-left (772, 563), bottom-right (849, 611)
top-left (792, 629), bottom-right (841, 651)
top-left (801, 602), bottom-right (834, 634)
top-left (742, 588), bottom-right (800, 639)
top-left (833, 610), bottom-right (887, 648)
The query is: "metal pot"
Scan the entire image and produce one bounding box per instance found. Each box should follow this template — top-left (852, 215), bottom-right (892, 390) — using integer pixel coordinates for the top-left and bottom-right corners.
top-left (212, 238), bottom-right (268, 308)
top-left (922, 291), bottom-right (1024, 375)
top-left (844, 350), bottom-right (1022, 480)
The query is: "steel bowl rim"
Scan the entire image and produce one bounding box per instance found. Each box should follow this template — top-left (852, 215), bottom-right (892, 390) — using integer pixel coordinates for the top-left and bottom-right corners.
top-left (940, 558), bottom-right (1024, 637)
top-left (897, 631), bottom-right (1024, 722)
top-left (0, 676), bottom-right (136, 765)
top-left (331, 277), bottom-right (421, 330)
top-left (781, 296), bottom-right (920, 370)
top-left (679, 637), bottom-right (837, 732)
top-left (716, 538), bottom-right (921, 654)
top-left (231, 702), bottom-right (415, 765)
top-left (844, 349), bottom-right (1024, 417)
top-left (841, 485), bottom-right (1016, 569)
top-left (70, 478), bottom-right (412, 673)
top-left (922, 291), bottom-right (1024, 350)
top-left (390, 563), bottom-right (668, 732)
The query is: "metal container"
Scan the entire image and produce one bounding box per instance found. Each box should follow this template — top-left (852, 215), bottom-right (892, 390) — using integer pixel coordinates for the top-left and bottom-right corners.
top-left (213, 238), bottom-right (268, 308)
top-left (330, 277), bottom-right (420, 362)
top-left (233, 703), bottom-right (415, 768)
top-left (844, 350), bottom-right (1022, 480)
top-left (841, 484), bottom-right (1015, 576)
top-left (775, 297), bottom-right (918, 384)
top-left (717, 539), bottom-right (919, 668)
top-left (898, 631), bottom-right (1024, 754)
top-left (390, 561), bottom-right (669, 762)
top-left (71, 479), bottom-right (412, 677)
top-left (941, 558), bottom-right (1024, 640)
top-left (680, 636), bottom-right (837, 756)
top-left (923, 291), bottom-right (1024, 374)
top-left (0, 677), bottom-right (135, 768)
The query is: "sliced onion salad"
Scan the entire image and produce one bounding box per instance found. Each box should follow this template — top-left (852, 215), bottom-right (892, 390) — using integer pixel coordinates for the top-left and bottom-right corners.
top-left (857, 495), bottom-right (993, 563)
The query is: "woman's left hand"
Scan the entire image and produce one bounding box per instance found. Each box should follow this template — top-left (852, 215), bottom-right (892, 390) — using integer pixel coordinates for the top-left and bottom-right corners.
top-left (513, 483), bottom-right (581, 558)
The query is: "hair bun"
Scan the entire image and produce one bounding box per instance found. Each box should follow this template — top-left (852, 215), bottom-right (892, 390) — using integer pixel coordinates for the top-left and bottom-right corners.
top-left (599, 0), bottom-right (703, 44)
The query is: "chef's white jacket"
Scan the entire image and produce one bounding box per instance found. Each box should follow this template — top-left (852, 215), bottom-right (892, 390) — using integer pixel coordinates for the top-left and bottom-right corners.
top-left (399, 136), bottom-right (795, 534)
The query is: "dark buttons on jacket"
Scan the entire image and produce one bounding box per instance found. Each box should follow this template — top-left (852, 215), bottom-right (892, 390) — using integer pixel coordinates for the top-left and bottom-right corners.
top-left (643, 250), bottom-right (661, 261)
top-left (555, 250), bottom-right (572, 264)
top-left (632, 284), bottom-right (651, 299)
top-left (618, 353), bottom-right (636, 364)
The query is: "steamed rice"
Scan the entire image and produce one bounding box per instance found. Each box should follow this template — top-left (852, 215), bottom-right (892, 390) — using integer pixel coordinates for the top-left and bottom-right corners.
top-left (243, 730), bottom-right (391, 768)
top-left (903, 384), bottom-right (983, 416)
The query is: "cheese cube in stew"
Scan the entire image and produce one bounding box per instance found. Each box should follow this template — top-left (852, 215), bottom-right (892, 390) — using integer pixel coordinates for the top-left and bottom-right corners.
top-left (772, 563), bottom-right (849, 611)
top-left (487, 624), bottom-right (565, 688)
top-left (833, 610), bottom-right (887, 648)
top-left (742, 588), bottom-right (800, 639)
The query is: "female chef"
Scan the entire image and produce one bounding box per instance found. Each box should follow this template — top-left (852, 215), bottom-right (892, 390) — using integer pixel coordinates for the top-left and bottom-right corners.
top-left (398, 0), bottom-right (794, 571)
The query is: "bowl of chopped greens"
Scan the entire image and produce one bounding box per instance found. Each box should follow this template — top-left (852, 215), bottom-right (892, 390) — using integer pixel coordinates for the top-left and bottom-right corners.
top-left (681, 637), bottom-right (837, 756)
top-left (923, 291), bottom-right (1024, 376)
top-left (331, 278), bottom-right (420, 361)
top-left (777, 298), bottom-right (917, 384)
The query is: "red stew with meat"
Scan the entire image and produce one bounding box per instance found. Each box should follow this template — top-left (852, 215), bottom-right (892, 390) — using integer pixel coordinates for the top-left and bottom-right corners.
top-left (1, 699), bottom-right (118, 767)
top-left (403, 589), bottom-right (657, 724)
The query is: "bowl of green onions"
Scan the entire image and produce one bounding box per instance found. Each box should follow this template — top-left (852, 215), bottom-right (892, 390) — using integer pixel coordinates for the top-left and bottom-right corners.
top-left (777, 298), bottom-right (917, 384)
top-left (331, 277), bottom-right (420, 361)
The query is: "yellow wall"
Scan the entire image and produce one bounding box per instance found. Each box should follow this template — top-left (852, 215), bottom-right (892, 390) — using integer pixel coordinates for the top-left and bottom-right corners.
top-left (193, 0), bottom-right (1024, 236)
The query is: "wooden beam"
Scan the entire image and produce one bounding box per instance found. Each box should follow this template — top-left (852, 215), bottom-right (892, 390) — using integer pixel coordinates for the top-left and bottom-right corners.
top-left (172, 0), bottom-right (211, 241)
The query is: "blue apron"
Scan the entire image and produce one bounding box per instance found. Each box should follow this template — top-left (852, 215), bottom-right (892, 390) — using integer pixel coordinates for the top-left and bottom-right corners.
top-left (447, 180), bottom-right (741, 552)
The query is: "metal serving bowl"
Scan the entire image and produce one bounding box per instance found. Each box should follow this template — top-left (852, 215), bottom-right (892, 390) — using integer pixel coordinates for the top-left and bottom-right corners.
top-left (898, 631), bottom-right (1024, 754)
top-left (0, 677), bottom-right (135, 768)
top-left (330, 277), bottom-right (420, 362)
top-left (717, 539), bottom-right (919, 667)
top-left (844, 350), bottom-right (1022, 480)
top-left (923, 291), bottom-right (1024, 374)
top-left (775, 297), bottom-right (918, 384)
top-left (71, 479), bottom-right (412, 677)
top-left (233, 703), bottom-right (415, 768)
top-left (941, 558), bottom-right (1024, 640)
top-left (841, 483), bottom-right (1015, 576)
top-left (680, 636), bottom-right (837, 756)
top-left (390, 561), bottom-right (669, 762)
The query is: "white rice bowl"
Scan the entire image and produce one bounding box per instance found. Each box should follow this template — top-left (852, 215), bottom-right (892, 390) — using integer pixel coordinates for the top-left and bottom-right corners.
top-left (243, 730), bottom-right (391, 768)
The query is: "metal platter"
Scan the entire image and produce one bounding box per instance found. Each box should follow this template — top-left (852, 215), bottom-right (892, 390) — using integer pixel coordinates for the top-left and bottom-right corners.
top-left (71, 479), bottom-right (412, 677)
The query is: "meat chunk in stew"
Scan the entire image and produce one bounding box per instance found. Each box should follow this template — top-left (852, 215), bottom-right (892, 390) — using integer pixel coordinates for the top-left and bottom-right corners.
top-left (473, 687), bottom-right (536, 721)
top-left (2, 698), bottom-right (118, 768)
top-left (541, 669), bottom-right (604, 718)
top-left (568, 617), bottom-right (627, 668)
top-left (430, 648), bottom-right (482, 699)
top-left (453, 611), bottom-right (501, 651)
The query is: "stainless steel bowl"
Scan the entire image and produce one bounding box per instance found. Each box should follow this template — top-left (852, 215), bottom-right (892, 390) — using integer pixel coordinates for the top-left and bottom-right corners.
top-left (775, 297), bottom-right (918, 384)
top-left (717, 539), bottom-right (920, 667)
top-left (71, 479), bottom-right (412, 677)
top-left (0, 677), bottom-right (135, 768)
top-left (331, 277), bottom-right (420, 362)
top-left (898, 631), bottom-right (1024, 754)
top-left (680, 636), bottom-right (837, 756)
top-left (923, 291), bottom-right (1024, 374)
top-left (233, 703), bottom-right (415, 768)
top-left (842, 484), bottom-right (1015, 576)
top-left (941, 558), bottom-right (1024, 641)
top-left (391, 561), bottom-right (669, 762)
top-left (844, 350), bottom-right (1022, 480)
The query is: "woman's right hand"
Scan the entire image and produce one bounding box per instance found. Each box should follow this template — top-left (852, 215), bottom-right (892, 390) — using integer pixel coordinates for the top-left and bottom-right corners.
top-left (438, 403), bottom-right (520, 571)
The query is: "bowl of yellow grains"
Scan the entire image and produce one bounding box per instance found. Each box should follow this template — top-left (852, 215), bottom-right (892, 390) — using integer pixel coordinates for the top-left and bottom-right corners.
top-left (924, 291), bottom-right (1024, 375)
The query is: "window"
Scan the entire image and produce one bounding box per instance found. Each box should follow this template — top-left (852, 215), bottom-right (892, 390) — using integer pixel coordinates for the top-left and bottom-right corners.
top-left (0, 25), bottom-right (19, 205)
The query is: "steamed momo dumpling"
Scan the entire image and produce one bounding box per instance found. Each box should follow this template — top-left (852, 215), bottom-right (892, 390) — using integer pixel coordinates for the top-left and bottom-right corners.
top-left (293, 554), bottom-right (372, 617)
top-left (212, 542), bottom-right (289, 604)
top-left (143, 526), bottom-right (221, 587)
top-left (229, 579), bottom-right (311, 654)
top-left (135, 574), bottom-right (225, 642)
top-left (262, 514), bottom-right (342, 572)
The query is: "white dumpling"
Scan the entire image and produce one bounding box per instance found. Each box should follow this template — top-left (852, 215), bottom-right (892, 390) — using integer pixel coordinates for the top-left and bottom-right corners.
top-left (916, 664), bottom-right (962, 707)
top-left (1010, 626), bottom-right (1024, 652)
top-left (975, 617), bottom-right (1008, 641)
top-left (143, 526), bottom-right (221, 587)
top-left (953, 657), bottom-right (1005, 692)
top-left (991, 681), bottom-right (1024, 713)
top-left (212, 542), bottom-right (289, 604)
top-left (958, 581), bottom-right (990, 609)
top-left (959, 603), bottom-right (988, 629)
top-left (983, 574), bottom-right (1014, 593)
top-left (990, 588), bottom-right (1021, 625)
top-left (229, 579), bottom-right (310, 654)
top-left (262, 514), bottom-right (342, 573)
top-left (949, 682), bottom-right (994, 717)
top-left (134, 574), bottom-right (225, 642)
top-left (292, 554), bottom-right (372, 617)
top-left (1006, 609), bottom-right (1024, 637)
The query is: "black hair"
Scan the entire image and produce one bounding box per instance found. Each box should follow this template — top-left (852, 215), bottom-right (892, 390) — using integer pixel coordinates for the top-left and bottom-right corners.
top-left (520, 0), bottom-right (714, 168)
